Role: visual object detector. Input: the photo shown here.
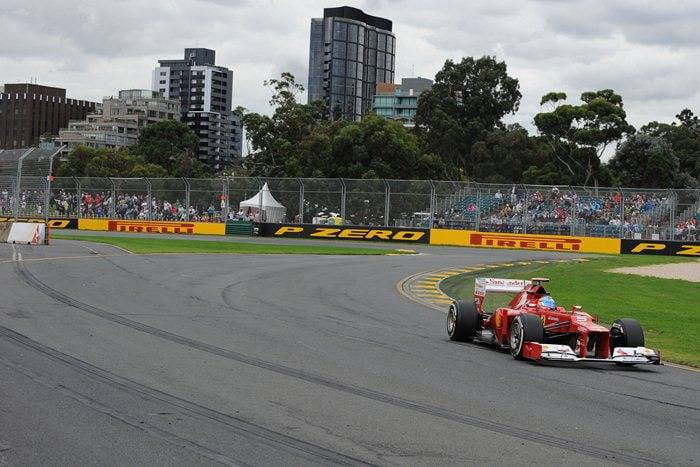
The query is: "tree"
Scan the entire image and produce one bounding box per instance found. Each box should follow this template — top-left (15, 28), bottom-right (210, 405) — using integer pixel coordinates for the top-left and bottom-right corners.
top-left (470, 126), bottom-right (548, 183)
top-left (533, 89), bottom-right (634, 186)
top-left (608, 134), bottom-right (680, 188)
top-left (55, 145), bottom-right (168, 178)
top-left (414, 56), bottom-right (522, 178)
top-left (640, 110), bottom-right (699, 186)
top-left (242, 72), bottom-right (328, 177)
top-left (135, 120), bottom-right (203, 172)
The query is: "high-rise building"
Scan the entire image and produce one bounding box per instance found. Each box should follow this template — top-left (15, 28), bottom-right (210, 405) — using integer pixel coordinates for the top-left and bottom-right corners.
top-left (0, 83), bottom-right (96, 149)
top-left (57, 90), bottom-right (180, 151)
top-left (307, 6), bottom-right (396, 121)
top-left (372, 77), bottom-right (433, 127)
top-left (152, 48), bottom-right (241, 170)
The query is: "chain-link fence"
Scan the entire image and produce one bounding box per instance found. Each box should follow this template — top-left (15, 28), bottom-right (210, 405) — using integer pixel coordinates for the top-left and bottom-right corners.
top-left (0, 147), bottom-right (62, 220)
top-left (3, 149), bottom-right (698, 241)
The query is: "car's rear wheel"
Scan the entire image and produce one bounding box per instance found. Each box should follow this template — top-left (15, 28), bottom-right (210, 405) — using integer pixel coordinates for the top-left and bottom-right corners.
top-left (610, 318), bottom-right (645, 349)
top-left (510, 313), bottom-right (544, 359)
top-left (447, 300), bottom-right (479, 342)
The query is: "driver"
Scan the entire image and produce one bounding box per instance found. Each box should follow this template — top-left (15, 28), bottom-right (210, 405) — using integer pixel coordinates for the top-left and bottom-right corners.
top-left (538, 296), bottom-right (557, 310)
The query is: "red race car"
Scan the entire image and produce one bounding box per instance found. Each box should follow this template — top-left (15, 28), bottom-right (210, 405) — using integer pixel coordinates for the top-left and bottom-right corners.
top-left (446, 277), bottom-right (660, 365)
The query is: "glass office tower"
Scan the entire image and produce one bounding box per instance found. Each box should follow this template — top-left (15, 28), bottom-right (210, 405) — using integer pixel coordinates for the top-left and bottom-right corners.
top-left (307, 6), bottom-right (395, 121)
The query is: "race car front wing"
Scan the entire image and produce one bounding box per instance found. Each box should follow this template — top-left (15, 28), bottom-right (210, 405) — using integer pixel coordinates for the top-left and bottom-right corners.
top-left (522, 343), bottom-right (661, 364)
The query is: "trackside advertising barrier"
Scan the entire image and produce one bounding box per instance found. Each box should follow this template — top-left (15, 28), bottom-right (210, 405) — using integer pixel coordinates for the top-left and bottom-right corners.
top-left (5, 223), bottom-right (46, 244)
top-left (429, 228), bottom-right (620, 254)
top-left (261, 223), bottom-right (430, 243)
top-left (78, 219), bottom-right (225, 236)
top-left (0, 217), bottom-right (77, 229)
top-left (620, 239), bottom-right (700, 256)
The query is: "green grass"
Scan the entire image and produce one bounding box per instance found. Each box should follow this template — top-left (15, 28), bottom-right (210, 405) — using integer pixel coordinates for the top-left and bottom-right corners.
top-left (440, 255), bottom-right (700, 367)
top-left (52, 234), bottom-right (413, 256)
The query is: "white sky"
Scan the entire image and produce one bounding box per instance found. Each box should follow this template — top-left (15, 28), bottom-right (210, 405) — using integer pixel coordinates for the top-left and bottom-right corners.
top-left (2, 0), bottom-right (698, 137)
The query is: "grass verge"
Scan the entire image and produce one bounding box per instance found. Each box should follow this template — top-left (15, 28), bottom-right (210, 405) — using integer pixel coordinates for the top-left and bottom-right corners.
top-left (52, 234), bottom-right (413, 256)
top-left (440, 255), bottom-right (700, 367)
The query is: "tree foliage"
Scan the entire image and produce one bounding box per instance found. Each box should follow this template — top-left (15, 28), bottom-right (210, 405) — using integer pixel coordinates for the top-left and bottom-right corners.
top-left (607, 134), bottom-right (680, 188)
top-left (533, 89), bottom-right (634, 186)
top-left (242, 72), bottom-right (448, 180)
top-left (639, 109), bottom-right (700, 186)
top-left (57, 146), bottom-right (168, 178)
top-left (55, 120), bottom-right (212, 178)
top-left (414, 56), bottom-right (521, 178)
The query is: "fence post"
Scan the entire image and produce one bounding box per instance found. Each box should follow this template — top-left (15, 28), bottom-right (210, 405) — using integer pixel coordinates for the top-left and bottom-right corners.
top-left (183, 178), bottom-right (191, 221)
top-left (297, 178), bottom-right (304, 224)
top-left (522, 186), bottom-right (529, 234)
top-left (383, 179), bottom-right (390, 227)
top-left (13, 148), bottom-right (35, 220)
top-left (222, 177), bottom-right (229, 222)
top-left (428, 179), bottom-right (436, 229)
top-left (145, 178), bottom-right (152, 221)
top-left (108, 177), bottom-right (116, 219)
top-left (475, 183), bottom-right (481, 232)
top-left (257, 177), bottom-right (264, 222)
top-left (668, 188), bottom-right (676, 241)
top-left (618, 189), bottom-right (624, 239)
top-left (569, 186), bottom-right (576, 236)
top-left (339, 178), bottom-right (346, 222)
top-left (73, 176), bottom-right (81, 219)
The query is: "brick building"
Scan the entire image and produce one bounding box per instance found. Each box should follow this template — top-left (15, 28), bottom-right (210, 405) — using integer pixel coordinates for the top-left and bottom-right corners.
top-left (0, 83), bottom-right (96, 149)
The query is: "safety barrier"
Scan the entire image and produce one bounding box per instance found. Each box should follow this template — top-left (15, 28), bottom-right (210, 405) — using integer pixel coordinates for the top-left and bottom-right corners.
top-left (77, 219), bottom-right (225, 236)
top-left (4, 222), bottom-right (46, 244)
top-left (430, 228), bottom-right (621, 254)
top-left (0, 223), bottom-right (10, 242)
top-left (620, 239), bottom-right (700, 256)
top-left (260, 223), bottom-right (430, 243)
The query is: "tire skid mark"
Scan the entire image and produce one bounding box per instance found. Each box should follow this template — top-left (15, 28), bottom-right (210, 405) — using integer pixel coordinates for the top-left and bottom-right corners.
top-left (0, 325), bottom-right (372, 467)
top-left (12, 253), bottom-right (664, 466)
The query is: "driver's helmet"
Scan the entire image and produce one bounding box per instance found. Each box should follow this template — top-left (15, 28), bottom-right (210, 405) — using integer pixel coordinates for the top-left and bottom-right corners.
top-left (538, 296), bottom-right (556, 309)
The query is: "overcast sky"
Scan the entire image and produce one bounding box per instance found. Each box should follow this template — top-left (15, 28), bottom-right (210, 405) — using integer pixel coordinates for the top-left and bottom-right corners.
top-left (2, 0), bottom-right (698, 136)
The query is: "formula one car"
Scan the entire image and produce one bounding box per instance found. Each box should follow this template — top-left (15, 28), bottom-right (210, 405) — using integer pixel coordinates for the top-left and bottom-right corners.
top-left (446, 277), bottom-right (660, 365)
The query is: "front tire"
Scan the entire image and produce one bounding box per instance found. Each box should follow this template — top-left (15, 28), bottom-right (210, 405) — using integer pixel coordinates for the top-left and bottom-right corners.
top-left (510, 313), bottom-right (544, 359)
top-left (447, 300), bottom-right (479, 342)
top-left (610, 318), bottom-right (645, 349)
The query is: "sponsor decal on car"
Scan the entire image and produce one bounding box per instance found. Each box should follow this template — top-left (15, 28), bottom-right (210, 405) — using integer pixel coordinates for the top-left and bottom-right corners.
top-left (621, 239), bottom-right (700, 256)
top-left (261, 223), bottom-right (430, 243)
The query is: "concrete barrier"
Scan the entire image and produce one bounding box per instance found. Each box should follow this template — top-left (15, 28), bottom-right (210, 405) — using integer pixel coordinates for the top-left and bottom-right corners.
top-left (6, 222), bottom-right (46, 244)
top-left (0, 223), bottom-right (11, 242)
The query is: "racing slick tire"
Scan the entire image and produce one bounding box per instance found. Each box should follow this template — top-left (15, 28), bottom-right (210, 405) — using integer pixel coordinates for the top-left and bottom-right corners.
top-left (610, 318), bottom-right (645, 349)
top-left (510, 313), bottom-right (544, 359)
top-left (447, 300), bottom-right (479, 342)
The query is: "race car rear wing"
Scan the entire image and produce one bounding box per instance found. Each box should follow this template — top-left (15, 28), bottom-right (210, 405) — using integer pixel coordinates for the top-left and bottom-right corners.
top-left (474, 278), bottom-right (531, 312)
top-left (474, 278), bottom-right (531, 298)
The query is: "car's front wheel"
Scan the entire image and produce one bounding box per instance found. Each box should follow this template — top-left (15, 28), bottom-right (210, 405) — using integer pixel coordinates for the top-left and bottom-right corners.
top-left (610, 318), bottom-right (645, 349)
top-left (510, 313), bottom-right (544, 359)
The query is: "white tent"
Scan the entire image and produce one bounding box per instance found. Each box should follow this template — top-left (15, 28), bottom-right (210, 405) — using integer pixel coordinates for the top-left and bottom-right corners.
top-left (239, 182), bottom-right (286, 222)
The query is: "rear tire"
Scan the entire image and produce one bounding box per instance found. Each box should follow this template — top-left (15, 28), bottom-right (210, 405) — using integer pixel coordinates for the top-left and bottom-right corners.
top-left (610, 318), bottom-right (645, 350)
top-left (447, 300), bottom-right (479, 342)
top-left (510, 313), bottom-right (544, 359)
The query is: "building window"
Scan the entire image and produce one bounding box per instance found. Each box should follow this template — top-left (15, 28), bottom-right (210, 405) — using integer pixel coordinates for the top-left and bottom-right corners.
top-left (159, 80), bottom-right (166, 84)
top-left (160, 71), bottom-right (166, 76)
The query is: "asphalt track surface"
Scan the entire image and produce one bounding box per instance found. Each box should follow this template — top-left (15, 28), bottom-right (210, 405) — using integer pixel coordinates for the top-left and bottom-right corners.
top-left (0, 235), bottom-right (698, 466)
